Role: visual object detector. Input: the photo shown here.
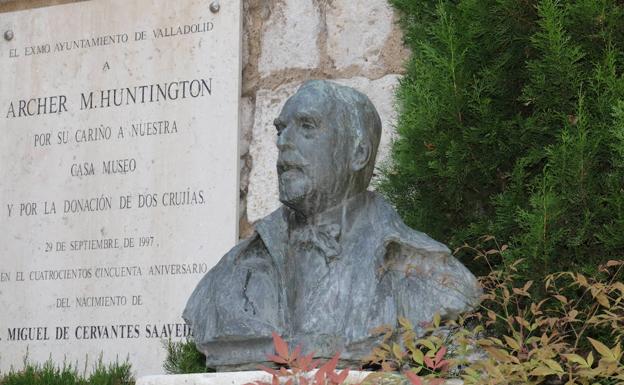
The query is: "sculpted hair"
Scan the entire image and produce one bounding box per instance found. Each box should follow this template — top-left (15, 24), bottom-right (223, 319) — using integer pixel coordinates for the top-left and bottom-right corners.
top-left (298, 80), bottom-right (382, 190)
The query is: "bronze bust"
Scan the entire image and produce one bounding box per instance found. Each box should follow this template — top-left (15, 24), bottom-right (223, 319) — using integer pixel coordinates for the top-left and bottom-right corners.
top-left (184, 80), bottom-right (480, 370)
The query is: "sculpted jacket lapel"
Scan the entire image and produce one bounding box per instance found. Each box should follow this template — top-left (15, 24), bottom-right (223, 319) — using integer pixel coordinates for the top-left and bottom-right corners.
top-left (255, 206), bottom-right (346, 336)
top-left (255, 207), bottom-right (290, 333)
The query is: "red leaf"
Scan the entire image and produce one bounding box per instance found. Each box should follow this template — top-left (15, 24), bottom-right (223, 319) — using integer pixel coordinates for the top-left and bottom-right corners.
top-left (285, 379), bottom-right (293, 385)
top-left (258, 365), bottom-right (280, 377)
top-left (309, 358), bottom-right (320, 370)
top-left (267, 354), bottom-right (288, 365)
top-left (297, 354), bottom-right (310, 367)
top-left (332, 368), bottom-right (349, 384)
top-left (272, 332), bottom-right (290, 360)
top-left (297, 353), bottom-right (317, 371)
top-left (434, 346), bottom-right (447, 366)
top-left (424, 356), bottom-right (435, 370)
top-left (404, 371), bottom-right (423, 385)
top-left (314, 367), bottom-right (326, 385)
top-left (437, 359), bottom-right (450, 371)
top-left (318, 352), bottom-right (340, 375)
top-left (291, 345), bottom-right (302, 361)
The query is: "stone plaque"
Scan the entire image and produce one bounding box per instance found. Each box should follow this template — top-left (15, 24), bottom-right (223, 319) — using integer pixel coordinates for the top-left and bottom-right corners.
top-left (0, 0), bottom-right (241, 375)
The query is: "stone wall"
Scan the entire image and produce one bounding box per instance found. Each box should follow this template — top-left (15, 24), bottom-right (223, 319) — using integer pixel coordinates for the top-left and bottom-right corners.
top-left (0, 0), bottom-right (408, 237)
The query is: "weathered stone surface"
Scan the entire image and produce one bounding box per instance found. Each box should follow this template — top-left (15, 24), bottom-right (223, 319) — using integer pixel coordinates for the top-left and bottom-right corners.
top-left (136, 372), bottom-right (463, 385)
top-left (239, 96), bottom-right (255, 231)
top-left (1, 0), bottom-right (412, 235)
top-left (0, 0), bottom-right (84, 13)
top-left (361, 373), bottom-right (464, 385)
top-left (335, 75), bottom-right (400, 175)
top-left (247, 75), bottom-right (400, 222)
top-left (0, 0), bottom-right (241, 376)
top-left (247, 82), bottom-right (299, 222)
top-left (258, 0), bottom-right (321, 75)
top-left (137, 372), bottom-right (273, 385)
top-left (240, 96), bottom-right (255, 162)
top-left (326, 0), bottom-right (394, 73)
top-left (184, 81), bottom-right (480, 370)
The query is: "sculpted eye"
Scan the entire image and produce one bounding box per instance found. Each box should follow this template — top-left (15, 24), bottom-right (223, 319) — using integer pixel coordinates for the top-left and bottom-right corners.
top-left (300, 119), bottom-right (316, 131)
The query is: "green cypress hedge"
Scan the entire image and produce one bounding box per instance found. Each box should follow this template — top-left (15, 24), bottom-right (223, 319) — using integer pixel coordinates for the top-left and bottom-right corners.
top-left (380, 0), bottom-right (624, 277)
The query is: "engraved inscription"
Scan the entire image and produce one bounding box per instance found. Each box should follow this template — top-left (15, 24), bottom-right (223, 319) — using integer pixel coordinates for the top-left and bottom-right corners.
top-left (0, 0), bottom-right (241, 375)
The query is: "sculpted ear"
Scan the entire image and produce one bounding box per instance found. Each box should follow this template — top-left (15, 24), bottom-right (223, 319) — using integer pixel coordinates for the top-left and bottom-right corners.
top-left (351, 137), bottom-right (371, 172)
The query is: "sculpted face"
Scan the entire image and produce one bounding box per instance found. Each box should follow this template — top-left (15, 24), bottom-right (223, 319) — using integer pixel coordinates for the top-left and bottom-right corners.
top-left (274, 85), bottom-right (354, 216)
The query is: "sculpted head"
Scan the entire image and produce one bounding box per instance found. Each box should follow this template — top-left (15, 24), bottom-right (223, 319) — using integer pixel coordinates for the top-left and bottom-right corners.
top-left (274, 80), bottom-right (382, 217)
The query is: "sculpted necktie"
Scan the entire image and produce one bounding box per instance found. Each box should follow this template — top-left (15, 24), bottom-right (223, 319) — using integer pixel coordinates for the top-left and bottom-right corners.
top-left (292, 223), bottom-right (342, 263)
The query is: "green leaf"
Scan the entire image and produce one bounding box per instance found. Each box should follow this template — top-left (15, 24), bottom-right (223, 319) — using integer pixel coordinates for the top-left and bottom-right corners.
top-left (543, 359), bottom-right (564, 373)
top-left (563, 354), bottom-right (588, 367)
top-left (399, 316), bottom-right (413, 330)
top-left (412, 349), bottom-right (424, 365)
top-left (417, 339), bottom-right (436, 351)
top-left (529, 366), bottom-right (558, 377)
top-left (392, 343), bottom-right (405, 360)
top-left (503, 335), bottom-right (520, 351)
top-left (588, 337), bottom-right (616, 361)
top-left (433, 313), bottom-right (441, 328)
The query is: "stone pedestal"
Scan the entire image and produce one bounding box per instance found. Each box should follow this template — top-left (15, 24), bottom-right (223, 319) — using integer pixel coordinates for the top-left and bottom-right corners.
top-left (136, 371), bottom-right (464, 385)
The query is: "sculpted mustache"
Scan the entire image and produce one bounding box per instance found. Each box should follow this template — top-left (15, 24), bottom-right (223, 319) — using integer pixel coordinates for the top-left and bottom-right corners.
top-left (277, 154), bottom-right (308, 171)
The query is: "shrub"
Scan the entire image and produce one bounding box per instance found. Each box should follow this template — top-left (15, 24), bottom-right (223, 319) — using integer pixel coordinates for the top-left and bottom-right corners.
top-left (467, 245), bottom-right (623, 384)
top-left (245, 333), bottom-right (352, 385)
top-left (162, 338), bottom-right (211, 374)
top-left (235, 251), bottom-right (624, 385)
top-left (364, 315), bottom-right (456, 385)
top-left (0, 358), bottom-right (133, 385)
top-left (381, 0), bottom-right (624, 279)
top-left (366, 242), bottom-right (624, 384)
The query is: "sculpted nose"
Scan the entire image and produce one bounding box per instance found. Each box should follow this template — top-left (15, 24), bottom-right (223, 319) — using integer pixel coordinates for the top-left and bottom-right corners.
top-left (276, 124), bottom-right (293, 152)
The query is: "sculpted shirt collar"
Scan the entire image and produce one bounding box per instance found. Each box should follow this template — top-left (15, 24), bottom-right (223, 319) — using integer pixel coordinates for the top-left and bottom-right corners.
top-left (255, 191), bottom-right (372, 264)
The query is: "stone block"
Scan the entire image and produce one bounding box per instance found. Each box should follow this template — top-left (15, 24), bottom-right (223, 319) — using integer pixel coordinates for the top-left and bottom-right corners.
top-left (326, 0), bottom-right (394, 73)
top-left (239, 96), bottom-right (255, 226)
top-left (335, 75), bottom-right (400, 174)
top-left (137, 371), bottom-right (272, 385)
top-left (246, 75), bottom-right (400, 222)
top-left (0, 0), bottom-right (241, 375)
top-left (247, 82), bottom-right (299, 222)
top-left (258, 0), bottom-right (321, 75)
top-left (240, 96), bottom-right (255, 158)
top-left (137, 372), bottom-right (463, 385)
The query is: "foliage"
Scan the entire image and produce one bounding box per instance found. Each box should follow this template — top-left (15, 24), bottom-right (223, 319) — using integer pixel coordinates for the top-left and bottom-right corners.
top-left (162, 338), bottom-right (211, 374)
top-left (462, 243), bottom-right (624, 384)
top-left (245, 332), bottom-right (352, 385)
top-left (366, 242), bottom-right (624, 384)
top-left (363, 314), bottom-right (452, 385)
top-left (0, 358), bottom-right (133, 385)
top-left (381, 0), bottom-right (624, 279)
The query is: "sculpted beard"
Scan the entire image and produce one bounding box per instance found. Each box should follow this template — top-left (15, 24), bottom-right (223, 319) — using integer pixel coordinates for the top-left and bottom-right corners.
top-left (278, 164), bottom-right (310, 208)
top-left (277, 142), bottom-right (316, 209)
